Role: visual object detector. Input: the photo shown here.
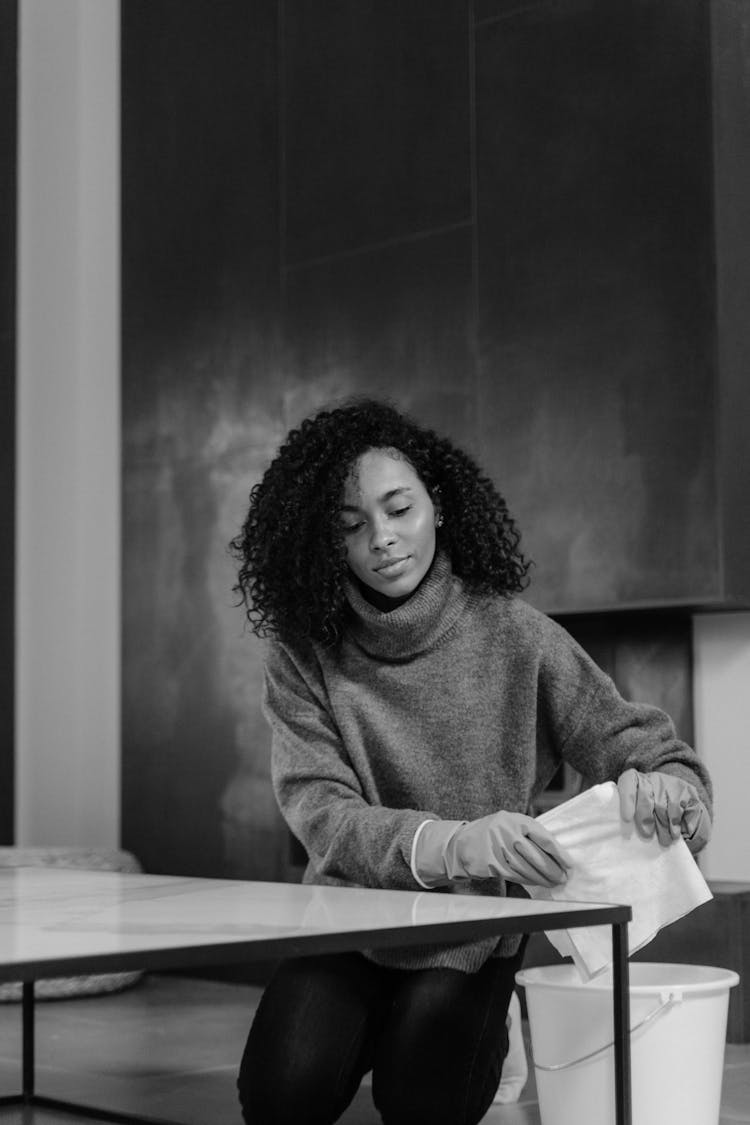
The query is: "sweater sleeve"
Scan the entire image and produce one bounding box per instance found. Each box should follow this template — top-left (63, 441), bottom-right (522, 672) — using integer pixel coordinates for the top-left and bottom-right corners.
top-left (537, 619), bottom-right (713, 821)
top-left (263, 640), bottom-right (435, 890)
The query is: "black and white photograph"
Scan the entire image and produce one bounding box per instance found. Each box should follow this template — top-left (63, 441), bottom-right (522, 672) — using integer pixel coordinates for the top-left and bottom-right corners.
top-left (1, 2), bottom-right (749, 1123)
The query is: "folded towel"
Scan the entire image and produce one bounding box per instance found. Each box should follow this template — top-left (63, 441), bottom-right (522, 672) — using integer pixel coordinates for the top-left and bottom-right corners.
top-left (525, 782), bottom-right (712, 979)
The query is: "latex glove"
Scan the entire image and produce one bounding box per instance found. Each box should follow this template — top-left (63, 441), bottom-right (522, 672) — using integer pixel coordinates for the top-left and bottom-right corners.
top-left (414, 812), bottom-right (574, 890)
top-left (617, 769), bottom-right (711, 854)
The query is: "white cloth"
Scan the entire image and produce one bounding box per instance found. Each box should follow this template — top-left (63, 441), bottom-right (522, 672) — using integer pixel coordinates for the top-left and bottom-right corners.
top-left (525, 782), bottom-right (712, 979)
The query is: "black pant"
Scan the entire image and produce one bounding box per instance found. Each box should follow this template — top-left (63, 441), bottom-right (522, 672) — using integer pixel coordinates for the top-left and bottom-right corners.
top-left (237, 940), bottom-right (526, 1125)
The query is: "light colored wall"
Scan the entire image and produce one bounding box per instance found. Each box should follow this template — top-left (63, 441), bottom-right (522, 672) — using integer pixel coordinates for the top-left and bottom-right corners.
top-left (15, 0), bottom-right (120, 846)
top-left (693, 612), bottom-right (750, 883)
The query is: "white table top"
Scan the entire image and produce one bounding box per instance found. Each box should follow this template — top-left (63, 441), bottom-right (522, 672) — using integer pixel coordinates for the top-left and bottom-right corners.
top-left (0, 867), bottom-right (630, 981)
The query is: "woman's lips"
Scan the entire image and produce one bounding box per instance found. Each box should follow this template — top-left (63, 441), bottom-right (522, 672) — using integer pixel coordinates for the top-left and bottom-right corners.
top-left (374, 556), bottom-right (410, 578)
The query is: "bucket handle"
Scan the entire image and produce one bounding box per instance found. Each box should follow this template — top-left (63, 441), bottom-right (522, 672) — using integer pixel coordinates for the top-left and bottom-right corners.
top-left (532, 990), bottom-right (682, 1073)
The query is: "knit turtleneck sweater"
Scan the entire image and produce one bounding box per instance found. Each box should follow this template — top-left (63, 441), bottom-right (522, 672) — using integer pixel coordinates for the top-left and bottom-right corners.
top-left (262, 553), bottom-right (712, 973)
top-left (342, 552), bottom-right (470, 659)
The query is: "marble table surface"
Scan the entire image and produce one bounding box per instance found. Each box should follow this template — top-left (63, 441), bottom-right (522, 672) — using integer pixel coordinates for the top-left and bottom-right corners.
top-left (0, 867), bottom-right (629, 981)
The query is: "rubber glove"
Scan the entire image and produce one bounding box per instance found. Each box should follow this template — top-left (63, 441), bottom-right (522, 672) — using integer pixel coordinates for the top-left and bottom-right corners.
top-left (617, 769), bottom-right (711, 854)
top-left (414, 812), bottom-right (574, 890)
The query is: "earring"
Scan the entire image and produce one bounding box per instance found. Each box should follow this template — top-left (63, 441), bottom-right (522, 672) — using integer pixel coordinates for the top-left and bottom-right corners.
top-left (435, 515), bottom-right (444, 528)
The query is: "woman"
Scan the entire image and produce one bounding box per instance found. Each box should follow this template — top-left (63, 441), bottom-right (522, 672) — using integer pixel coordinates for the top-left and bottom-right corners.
top-left (230, 398), bottom-right (711, 1125)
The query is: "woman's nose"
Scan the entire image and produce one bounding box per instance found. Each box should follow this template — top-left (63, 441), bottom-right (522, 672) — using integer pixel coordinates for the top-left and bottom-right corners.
top-left (369, 518), bottom-right (396, 551)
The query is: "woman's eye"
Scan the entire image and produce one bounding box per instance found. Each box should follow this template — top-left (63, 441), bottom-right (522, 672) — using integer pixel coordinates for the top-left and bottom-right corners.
top-left (389, 506), bottom-right (411, 518)
top-left (341, 521), bottom-right (364, 535)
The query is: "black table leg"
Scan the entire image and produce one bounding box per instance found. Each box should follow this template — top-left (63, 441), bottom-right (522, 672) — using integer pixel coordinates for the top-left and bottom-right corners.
top-left (2, 974), bottom-right (210, 1125)
top-left (612, 922), bottom-right (631, 1125)
top-left (22, 980), bottom-right (35, 1101)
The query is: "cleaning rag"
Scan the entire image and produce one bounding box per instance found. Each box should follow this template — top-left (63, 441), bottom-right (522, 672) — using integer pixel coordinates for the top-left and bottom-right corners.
top-left (525, 782), bottom-right (712, 979)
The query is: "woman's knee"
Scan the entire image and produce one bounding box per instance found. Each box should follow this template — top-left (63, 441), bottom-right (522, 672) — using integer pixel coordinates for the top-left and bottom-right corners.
top-left (372, 960), bottom-right (516, 1125)
top-left (237, 953), bottom-right (382, 1125)
top-left (239, 1014), bottom-right (372, 1124)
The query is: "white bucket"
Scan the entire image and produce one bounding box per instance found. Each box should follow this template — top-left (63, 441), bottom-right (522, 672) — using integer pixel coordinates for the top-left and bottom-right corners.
top-left (515, 962), bottom-right (740, 1125)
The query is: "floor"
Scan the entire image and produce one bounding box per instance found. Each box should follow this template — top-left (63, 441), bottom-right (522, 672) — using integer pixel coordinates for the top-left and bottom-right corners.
top-left (0, 974), bottom-right (747, 1124)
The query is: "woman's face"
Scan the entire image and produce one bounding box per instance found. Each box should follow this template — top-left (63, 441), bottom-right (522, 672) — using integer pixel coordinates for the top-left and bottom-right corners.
top-left (340, 448), bottom-right (439, 601)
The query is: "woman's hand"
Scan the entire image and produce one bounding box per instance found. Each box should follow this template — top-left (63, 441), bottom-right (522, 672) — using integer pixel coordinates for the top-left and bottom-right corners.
top-left (617, 769), bottom-right (711, 853)
top-left (415, 812), bottom-right (574, 889)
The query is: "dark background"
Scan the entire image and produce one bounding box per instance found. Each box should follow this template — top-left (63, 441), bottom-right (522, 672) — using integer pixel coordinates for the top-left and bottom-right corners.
top-left (91, 0), bottom-right (750, 881)
top-left (119, 0), bottom-right (750, 882)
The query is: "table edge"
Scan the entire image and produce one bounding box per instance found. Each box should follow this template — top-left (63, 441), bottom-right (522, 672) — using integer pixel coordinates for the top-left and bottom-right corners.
top-left (0, 904), bottom-right (632, 982)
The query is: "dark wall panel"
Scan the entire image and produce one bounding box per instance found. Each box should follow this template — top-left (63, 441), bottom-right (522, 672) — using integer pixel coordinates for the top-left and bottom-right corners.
top-left (712, 0), bottom-right (750, 600)
top-left (122, 2), bottom-right (478, 880)
top-left (0, 0), bottom-right (17, 844)
top-left (122, 0), bottom-right (285, 879)
top-left (284, 228), bottom-right (476, 449)
top-left (475, 0), bottom-right (717, 613)
top-left (283, 0), bottom-right (471, 264)
top-left (475, 0), bottom-right (544, 21)
top-left (122, 0), bottom-right (734, 881)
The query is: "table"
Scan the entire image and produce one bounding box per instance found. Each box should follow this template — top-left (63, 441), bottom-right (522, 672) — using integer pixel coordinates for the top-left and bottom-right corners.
top-left (0, 867), bottom-right (633, 1125)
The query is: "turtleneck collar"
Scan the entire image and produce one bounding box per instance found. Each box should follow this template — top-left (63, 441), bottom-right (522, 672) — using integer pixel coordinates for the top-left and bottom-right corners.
top-left (343, 551), bottom-right (470, 661)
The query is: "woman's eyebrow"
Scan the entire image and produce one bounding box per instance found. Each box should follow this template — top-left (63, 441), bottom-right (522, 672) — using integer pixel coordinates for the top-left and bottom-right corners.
top-left (379, 486), bottom-right (413, 503)
top-left (340, 486), bottom-right (413, 513)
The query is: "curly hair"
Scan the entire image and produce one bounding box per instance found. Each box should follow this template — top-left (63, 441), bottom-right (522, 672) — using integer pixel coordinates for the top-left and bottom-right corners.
top-left (230, 398), bottom-right (531, 648)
